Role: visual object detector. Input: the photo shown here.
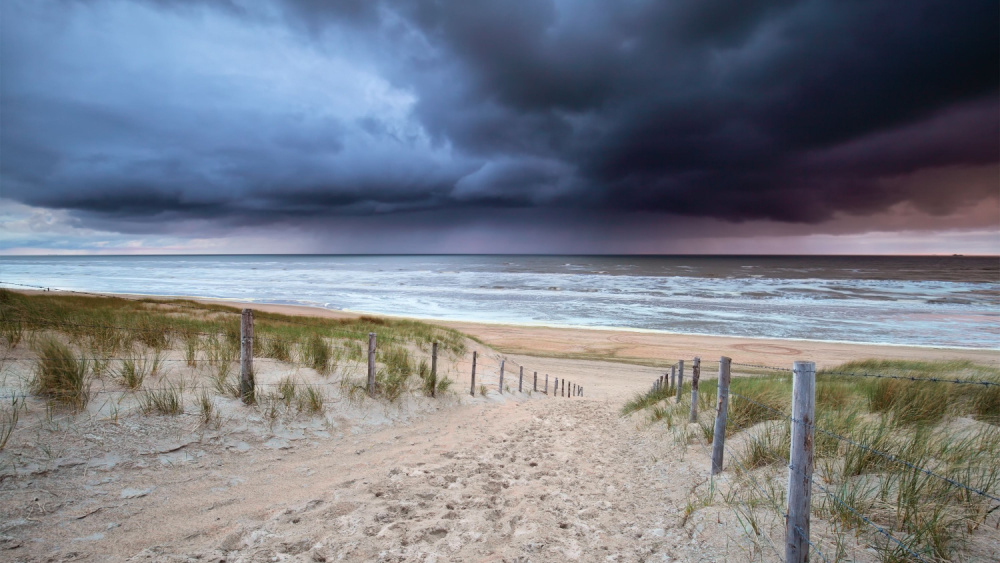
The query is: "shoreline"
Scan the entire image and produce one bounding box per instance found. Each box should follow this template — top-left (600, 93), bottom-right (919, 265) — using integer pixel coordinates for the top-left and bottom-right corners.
top-left (10, 287), bottom-right (999, 369)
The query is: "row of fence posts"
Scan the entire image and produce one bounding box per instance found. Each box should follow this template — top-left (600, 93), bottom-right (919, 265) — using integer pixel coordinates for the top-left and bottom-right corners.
top-left (467, 351), bottom-right (582, 398)
top-left (237, 309), bottom-right (582, 406)
top-left (652, 355), bottom-right (816, 563)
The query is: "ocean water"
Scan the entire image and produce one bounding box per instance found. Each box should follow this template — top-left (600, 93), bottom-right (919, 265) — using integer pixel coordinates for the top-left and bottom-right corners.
top-left (1, 255), bottom-right (997, 349)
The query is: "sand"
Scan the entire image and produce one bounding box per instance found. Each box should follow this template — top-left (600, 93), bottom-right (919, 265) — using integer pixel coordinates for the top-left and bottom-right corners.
top-left (1, 293), bottom-right (997, 561)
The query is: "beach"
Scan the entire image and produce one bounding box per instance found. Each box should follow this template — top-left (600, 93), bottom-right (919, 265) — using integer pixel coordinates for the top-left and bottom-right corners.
top-left (1, 288), bottom-right (998, 561)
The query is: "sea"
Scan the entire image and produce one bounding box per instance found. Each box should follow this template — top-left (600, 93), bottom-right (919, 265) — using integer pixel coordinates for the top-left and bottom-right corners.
top-left (1, 255), bottom-right (997, 349)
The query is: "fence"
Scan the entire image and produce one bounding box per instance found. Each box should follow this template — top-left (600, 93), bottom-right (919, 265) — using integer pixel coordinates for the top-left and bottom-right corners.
top-left (646, 357), bottom-right (1000, 563)
top-left (0, 285), bottom-right (586, 444)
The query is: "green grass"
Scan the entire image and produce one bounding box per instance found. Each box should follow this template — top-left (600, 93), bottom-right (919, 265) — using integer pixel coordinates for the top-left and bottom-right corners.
top-left (0, 395), bottom-right (24, 451)
top-left (0, 289), bottom-right (467, 361)
top-left (31, 338), bottom-right (91, 410)
top-left (138, 382), bottom-right (184, 415)
top-left (625, 358), bottom-right (1000, 562)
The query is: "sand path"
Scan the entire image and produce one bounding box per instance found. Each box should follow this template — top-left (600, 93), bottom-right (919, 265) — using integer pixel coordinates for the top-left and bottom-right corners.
top-left (3, 384), bottom-right (735, 562)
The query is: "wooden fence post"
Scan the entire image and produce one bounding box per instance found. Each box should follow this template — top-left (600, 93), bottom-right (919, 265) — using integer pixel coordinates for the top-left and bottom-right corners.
top-left (470, 351), bottom-right (477, 396)
top-left (689, 357), bottom-right (701, 423)
top-left (670, 365), bottom-right (676, 390)
top-left (710, 356), bottom-right (731, 474)
top-left (367, 333), bottom-right (377, 397)
top-left (676, 360), bottom-right (685, 403)
top-left (519, 366), bottom-right (524, 393)
top-left (554, 377), bottom-right (559, 397)
top-left (534, 371), bottom-right (538, 392)
top-left (545, 374), bottom-right (549, 394)
top-left (240, 309), bottom-right (254, 404)
top-left (430, 342), bottom-right (438, 398)
top-left (562, 378), bottom-right (566, 397)
top-left (786, 361), bottom-right (816, 563)
top-left (499, 359), bottom-right (505, 394)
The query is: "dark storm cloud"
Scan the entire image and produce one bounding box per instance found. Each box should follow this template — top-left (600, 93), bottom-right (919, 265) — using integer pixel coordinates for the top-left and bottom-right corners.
top-left (1, 0), bottom-right (996, 236)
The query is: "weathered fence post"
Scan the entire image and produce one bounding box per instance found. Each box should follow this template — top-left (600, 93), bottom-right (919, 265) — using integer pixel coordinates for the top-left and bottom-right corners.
top-left (689, 357), bottom-right (701, 423)
top-left (545, 374), bottom-right (549, 394)
top-left (519, 366), bottom-right (524, 393)
top-left (711, 356), bottom-right (732, 475)
top-left (534, 371), bottom-right (538, 392)
top-left (430, 342), bottom-right (438, 398)
top-left (562, 378), bottom-right (566, 397)
top-left (470, 351), bottom-right (477, 396)
top-left (676, 360), bottom-right (685, 403)
top-left (670, 365), bottom-right (676, 390)
top-left (240, 309), bottom-right (254, 404)
top-left (499, 360), bottom-right (505, 394)
top-left (367, 332), bottom-right (377, 397)
top-left (786, 361), bottom-right (816, 563)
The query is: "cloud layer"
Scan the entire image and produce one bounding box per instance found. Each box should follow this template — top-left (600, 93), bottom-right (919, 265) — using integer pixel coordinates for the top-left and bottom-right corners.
top-left (1, 0), bottom-right (997, 251)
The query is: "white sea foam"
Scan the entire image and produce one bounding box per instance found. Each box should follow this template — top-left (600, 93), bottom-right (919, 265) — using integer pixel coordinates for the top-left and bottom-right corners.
top-left (2, 255), bottom-right (997, 348)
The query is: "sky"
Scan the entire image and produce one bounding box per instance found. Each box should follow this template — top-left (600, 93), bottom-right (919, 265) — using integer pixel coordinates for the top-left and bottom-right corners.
top-left (1, 0), bottom-right (998, 255)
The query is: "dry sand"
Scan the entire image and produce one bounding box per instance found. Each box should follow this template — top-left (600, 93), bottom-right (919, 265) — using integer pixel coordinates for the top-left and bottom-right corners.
top-left (1, 295), bottom-right (997, 562)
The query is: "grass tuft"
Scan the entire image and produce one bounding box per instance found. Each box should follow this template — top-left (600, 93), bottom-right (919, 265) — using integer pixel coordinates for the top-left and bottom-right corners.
top-left (32, 338), bottom-right (90, 410)
top-left (139, 382), bottom-right (184, 415)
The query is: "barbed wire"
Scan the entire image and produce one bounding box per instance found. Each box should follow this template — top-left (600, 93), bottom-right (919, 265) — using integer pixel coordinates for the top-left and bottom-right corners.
top-left (727, 390), bottom-right (1000, 504)
top-left (787, 462), bottom-right (930, 563)
top-left (818, 369), bottom-right (1000, 388)
top-left (732, 362), bottom-right (794, 372)
top-left (792, 524), bottom-right (831, 563)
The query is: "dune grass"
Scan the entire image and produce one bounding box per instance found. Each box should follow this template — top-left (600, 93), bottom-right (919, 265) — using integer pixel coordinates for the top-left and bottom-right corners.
top-left (626, 359), bottom-right (1000, 562)
top-left (31, 338), bottom-right (91, 410)
top-left (3, 290), bottom-right (469, 414)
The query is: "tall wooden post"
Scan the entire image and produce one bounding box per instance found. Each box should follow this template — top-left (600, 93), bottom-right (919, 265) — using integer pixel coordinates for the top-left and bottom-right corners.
top-left (554, 377), bottom-right (559, 397)
top-left (430, 342), bottom-right (438, 398)
top-left (499, 360), bottom-right (505, 393)
top-left (711, 357), bottom-right (731, 475)
top-left (367, 333), bottom-right (377, 397)
top-left (519, 366), bottom-right (523, 392)
top-left (562, 378), bottom-right (565, 397)
top-left (534, 371), bottom-right (538, 392)
top-left (689, 357), bottom-right (701, 423)
top-left (675, 360), bottom-right (685, 403)
top-left (670, 365), bottom-right (676, 390)
top-left (545, 374), bottom-right (548, 394)
top-left (786, 361), bottom-right (816, 563)
top-left (240, 309), bottom-right (254, 404)
top-left (470, 351), bottom-right (477, 396)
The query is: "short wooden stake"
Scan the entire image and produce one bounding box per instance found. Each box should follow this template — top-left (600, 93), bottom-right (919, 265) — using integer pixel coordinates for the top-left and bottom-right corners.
top-left (470, 351), bottom-right (477, 396)
top-left (710, 357), bottom-right (731, 475)
top-left (240, 309), bottom-right (254, 404)
top-left (545, 374), bottom-right (549, 394)
top-left (367, 333), bottom-right (377, 397)
top-left (519, 366), bottom-right (523, 392)
top-left (499, 360), bottom-right (505, 394)
top-left (786, 361), bottom-right (816, 563)
top-left (562, 378), bottom-right (565, 397)
top-left (554, 377), bottom-right (559, 397)
top-left (689, 357), bottom-right (701, 423)
top-left (675, 360), bottom-right (685, 403)
top-left (534, 371), bottom-right (538, 392)
top-left (430, 342), bottom-right (438, 398)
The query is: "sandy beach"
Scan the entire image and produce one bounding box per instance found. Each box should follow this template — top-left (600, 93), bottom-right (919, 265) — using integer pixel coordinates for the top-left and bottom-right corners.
top-left (176, 295), bottom-right (1000, 372)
